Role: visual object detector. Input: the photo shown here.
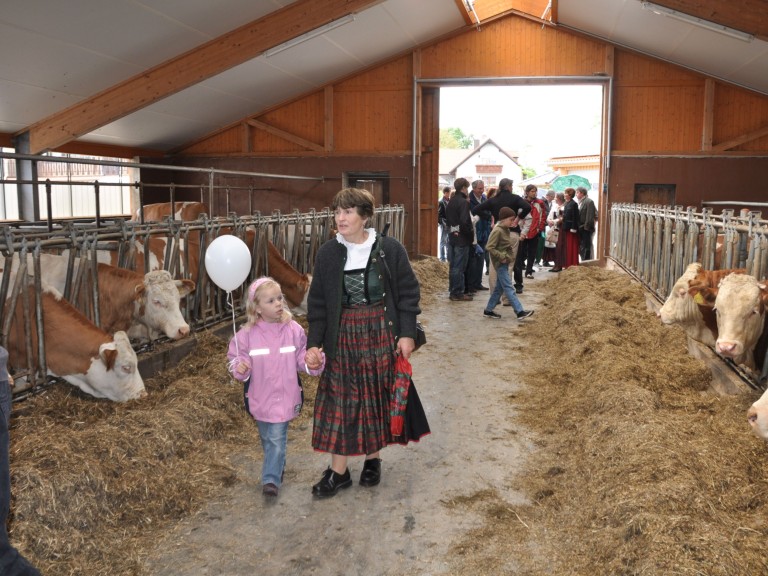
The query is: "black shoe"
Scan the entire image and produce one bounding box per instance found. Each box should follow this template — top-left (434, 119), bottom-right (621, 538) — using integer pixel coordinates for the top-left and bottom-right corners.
top-left (312, 467), bottom-right (352, 498)
top-left (359, 458), bottom-right (382, 487)
top-left (483, 310), bottom-right (502, 319)
top-left (525, 273), bottom-right (534, 279)
top-left (515, 287), bottom-right (523, 294)
top-left (475, 285), bottom-right (489, 291)
top-left (517, 310), bottom-right (534, 319)
top-left (450, 294), bottom-right (473, 301)
top-left (549, 268), bottom-right (562, 273)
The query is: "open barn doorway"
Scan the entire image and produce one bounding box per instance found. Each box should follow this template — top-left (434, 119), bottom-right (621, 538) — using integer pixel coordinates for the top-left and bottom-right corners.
top-left (416, 81), bottom-right (607, 262)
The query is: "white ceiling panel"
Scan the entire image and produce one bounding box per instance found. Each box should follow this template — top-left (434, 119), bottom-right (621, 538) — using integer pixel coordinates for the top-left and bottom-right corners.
top-left (2, 0), bottom-right (766, 153)
top-left (558, 0), bottom-right (768, 96)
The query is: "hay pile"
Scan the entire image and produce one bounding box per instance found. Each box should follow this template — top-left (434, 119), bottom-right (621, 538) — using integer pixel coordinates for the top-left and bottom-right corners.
top-left (446, 266), bottom-right (768, 575)
top-left (411, 256), bottom-right (448, 308)
top-left (8, 331), bottom-right (254, 576)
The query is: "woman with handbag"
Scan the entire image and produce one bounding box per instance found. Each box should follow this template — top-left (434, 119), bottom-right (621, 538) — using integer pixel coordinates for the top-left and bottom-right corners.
top-left (548, 192), bottom-right (566, 272)
top-left (305, 188), bottom-right (430, 499)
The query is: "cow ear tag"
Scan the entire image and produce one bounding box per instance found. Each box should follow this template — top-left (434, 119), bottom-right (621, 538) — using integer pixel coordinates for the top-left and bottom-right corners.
top-left (693, 292), bottom-right (705, 305)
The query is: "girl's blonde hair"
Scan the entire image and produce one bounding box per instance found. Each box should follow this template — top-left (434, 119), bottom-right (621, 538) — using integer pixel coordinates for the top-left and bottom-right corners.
top-left (244, 276), bottom-right (292, 327)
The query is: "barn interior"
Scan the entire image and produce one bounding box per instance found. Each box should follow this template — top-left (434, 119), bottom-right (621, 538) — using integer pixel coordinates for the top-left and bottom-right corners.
top-left (3, 1), bottom-right (768, 574)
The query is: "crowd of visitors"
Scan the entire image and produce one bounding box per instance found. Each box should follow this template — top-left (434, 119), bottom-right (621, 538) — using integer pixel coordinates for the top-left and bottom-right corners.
top-left (439, 177), bottom-right (598, 305)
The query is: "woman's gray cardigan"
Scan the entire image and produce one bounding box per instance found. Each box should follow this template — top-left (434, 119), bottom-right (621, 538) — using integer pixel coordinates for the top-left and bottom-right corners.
top-left (306, 235), bottom-right (421, 360)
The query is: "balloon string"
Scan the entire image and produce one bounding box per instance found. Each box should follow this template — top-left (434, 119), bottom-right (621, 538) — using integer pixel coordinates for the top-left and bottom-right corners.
top-left (228, 291), bottom-right (239, 357)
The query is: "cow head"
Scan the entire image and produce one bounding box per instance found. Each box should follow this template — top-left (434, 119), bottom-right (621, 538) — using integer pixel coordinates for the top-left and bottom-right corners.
top-left (135, 270), bottom-right (195, 340)
top-left (657, 263), bottom-right (702, 325)
top-left (748, 389), bottom-right (768, 441)
top-left (64, 331), bottom-right (146, 402)
top-left (713, 274), bottom-right (768, 369)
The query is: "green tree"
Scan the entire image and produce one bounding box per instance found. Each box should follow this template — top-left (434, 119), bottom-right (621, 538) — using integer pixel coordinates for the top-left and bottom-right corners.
top-left (440, 127), bottom-right (474, 149)
top-left (522, 166), bottom-right (537, 180)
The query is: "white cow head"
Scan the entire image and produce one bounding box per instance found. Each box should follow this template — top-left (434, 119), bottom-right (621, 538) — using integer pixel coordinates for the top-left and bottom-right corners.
top-left (136, 270), bottom-right (195, 340)
top-left (713, 274), bottom-right (768, 370)
top-left (748, 390), bottom-right (768, 440)
top-left (61, 331), bottom-right (146, 402)
top-left (658, 263), bottom-right (702, 326)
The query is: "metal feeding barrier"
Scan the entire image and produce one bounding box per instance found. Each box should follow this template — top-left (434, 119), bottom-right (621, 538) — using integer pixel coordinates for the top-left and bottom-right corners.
top-left (0, 205), bottom-right (406, 397)
top-left (609, 203), bottom-right (768, 389)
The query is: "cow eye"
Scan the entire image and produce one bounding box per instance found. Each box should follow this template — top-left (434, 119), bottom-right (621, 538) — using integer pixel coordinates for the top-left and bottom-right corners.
top-left (121, 364), bottom-right (134, 374)
top-left (152, 299), bottom-right (166, 308)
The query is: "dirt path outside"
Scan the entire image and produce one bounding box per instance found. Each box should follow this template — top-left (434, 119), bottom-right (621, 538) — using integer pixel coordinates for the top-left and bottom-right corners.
top-left (144, 270), bottom-right (552, 575)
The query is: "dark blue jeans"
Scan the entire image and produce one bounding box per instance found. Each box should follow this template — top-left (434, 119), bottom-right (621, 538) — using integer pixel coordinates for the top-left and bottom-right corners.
top-left (0, 348), bottom-right (41, 575)
top-left (449, 244), bottom-right (469, 297)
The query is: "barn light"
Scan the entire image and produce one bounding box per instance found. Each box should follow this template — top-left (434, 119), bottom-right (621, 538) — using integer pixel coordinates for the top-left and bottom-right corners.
top-left (264, 14), bottom-right (355, 57)
top-left (640, 1), bottom-right (754, 43)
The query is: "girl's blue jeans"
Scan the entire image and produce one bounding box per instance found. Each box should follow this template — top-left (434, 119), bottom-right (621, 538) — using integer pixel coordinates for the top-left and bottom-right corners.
top-left (256, 420), bottom-right (289, 487)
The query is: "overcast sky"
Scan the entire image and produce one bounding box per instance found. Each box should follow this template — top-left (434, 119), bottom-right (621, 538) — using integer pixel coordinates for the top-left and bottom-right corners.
top-left (440, 84), bottom-right (604, 173)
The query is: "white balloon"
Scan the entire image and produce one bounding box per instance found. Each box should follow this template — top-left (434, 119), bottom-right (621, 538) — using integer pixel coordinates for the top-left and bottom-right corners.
top-left (204, 235), bottom-right (252, 292)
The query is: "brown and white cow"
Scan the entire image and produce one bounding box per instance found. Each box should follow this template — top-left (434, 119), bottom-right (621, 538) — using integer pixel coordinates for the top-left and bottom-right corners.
top-left (105, 201), bottom-right (312, 313)
top-left (657, 263), bottom-right (745, 347)
top-left (265, 240), bottom-right (311, 315)
top-left (707, 274), bottom-right (768, 370)
top-left (8, 254), bottom-right (195, 341)
top-left (6, 285), bottom-right (146, 401)
top-left (133, 201), bottom-right (209, 222)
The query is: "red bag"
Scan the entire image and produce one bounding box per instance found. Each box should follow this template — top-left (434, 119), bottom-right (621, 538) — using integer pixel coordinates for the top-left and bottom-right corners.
top-left (390, 355), bottom-right (412, 436)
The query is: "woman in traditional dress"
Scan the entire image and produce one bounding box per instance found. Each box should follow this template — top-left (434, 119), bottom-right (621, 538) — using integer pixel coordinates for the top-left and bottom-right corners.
top-left (562, 187), bottom-right (581, 269)
top-left (305, 188), bottom-right (429, 499)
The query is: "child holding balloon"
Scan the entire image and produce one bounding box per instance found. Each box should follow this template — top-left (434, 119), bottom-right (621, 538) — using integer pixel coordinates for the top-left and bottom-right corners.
top-left (227, 277), bottom-right (325, 498)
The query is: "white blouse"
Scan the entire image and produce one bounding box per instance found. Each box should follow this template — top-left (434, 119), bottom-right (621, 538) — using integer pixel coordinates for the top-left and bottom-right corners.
top-left (336, 227), bottom-right (378, 270)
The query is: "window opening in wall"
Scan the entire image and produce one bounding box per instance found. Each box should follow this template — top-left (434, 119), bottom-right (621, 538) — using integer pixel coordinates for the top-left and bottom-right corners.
top-left (1, 149), bottom-right (137, 221)
top-left (345, 172), bottom-right (390, 206)
top-left (634, 183), bottom-right (676, 205)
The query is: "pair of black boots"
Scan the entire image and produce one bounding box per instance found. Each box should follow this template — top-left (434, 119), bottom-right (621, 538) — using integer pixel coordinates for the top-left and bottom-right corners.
top-left (312, 458), bottom-right (381, 499)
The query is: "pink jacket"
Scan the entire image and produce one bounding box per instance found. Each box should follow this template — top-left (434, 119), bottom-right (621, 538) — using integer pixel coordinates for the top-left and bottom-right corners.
top-left (227, 320), bottom-right (324, 423)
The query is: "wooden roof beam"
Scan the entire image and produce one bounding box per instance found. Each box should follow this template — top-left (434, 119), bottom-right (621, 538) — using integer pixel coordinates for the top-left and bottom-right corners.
top-left (21, 0), bottom-right (383, 155)
top-left (245, 120), bottom-right (324, 152)
top-left (712, 123), bottom-right (768, 152)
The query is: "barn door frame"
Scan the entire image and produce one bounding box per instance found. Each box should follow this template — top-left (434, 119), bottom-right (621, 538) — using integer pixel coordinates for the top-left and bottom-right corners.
top-left (412, 75), bottom-right (612, 260)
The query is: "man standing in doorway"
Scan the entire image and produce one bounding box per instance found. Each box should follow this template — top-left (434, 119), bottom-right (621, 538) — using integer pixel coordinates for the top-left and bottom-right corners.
top-left (576, 186), bottom-right (597, 261)
top-left (467, 180), bottom-right (491, 292)
top-left (438, 186), bottom-right (450, 262)
top-left (446, 178), bottom-right (474, 301)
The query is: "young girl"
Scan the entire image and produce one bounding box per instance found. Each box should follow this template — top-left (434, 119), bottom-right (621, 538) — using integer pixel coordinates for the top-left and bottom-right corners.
top-left (227, 277), bottom-right (324, 498)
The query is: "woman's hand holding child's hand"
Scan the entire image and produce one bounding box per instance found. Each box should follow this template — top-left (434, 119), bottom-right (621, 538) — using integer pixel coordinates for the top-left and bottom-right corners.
top-left (305, 347), bottom-right (323, 370)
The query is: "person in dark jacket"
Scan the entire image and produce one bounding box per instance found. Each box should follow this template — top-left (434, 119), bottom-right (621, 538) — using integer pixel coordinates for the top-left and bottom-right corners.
top-left (0, 347), bottom-right (41, 576)
top-left (576, 186), bottom-right (597, 261)
top-left (562, 187), bottom-right (581, 268)
top-left (446, 178), bottom-right (474, 301)
top-left (467, 180), bottom-right (491, 292)
top-left (472, 178), bottom-right (531, 293)
top-left (305, 188), bottom-right (428, 499)
top-left (437, 186), bottom-right (450, 262)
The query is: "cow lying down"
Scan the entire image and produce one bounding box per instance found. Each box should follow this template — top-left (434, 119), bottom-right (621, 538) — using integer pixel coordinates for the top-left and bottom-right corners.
top-left (6, 285), bottom-right (146, 402)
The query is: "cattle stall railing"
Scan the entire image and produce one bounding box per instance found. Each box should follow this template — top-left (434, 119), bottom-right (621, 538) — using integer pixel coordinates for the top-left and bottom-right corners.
top-left (610, 203), bottom-right (768, 301)
top-left (610, 202), bottom-right (768, 388)
top-left (0, 205), bottom-right (407, 397)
